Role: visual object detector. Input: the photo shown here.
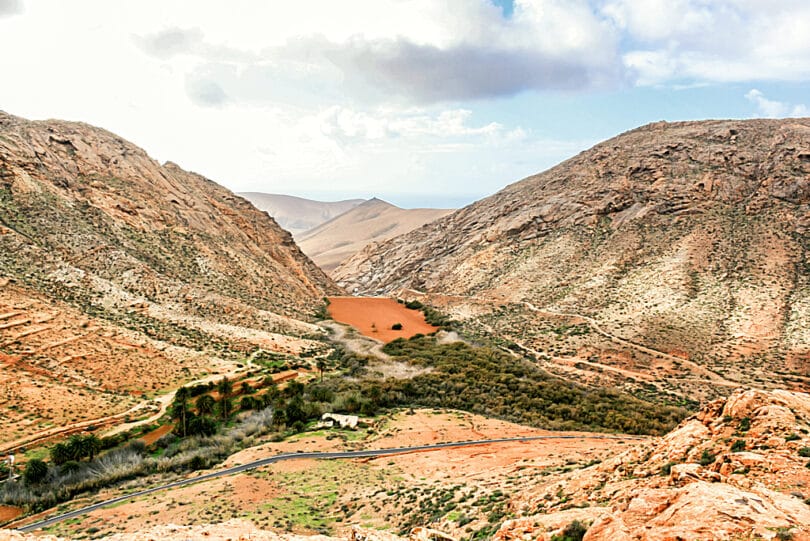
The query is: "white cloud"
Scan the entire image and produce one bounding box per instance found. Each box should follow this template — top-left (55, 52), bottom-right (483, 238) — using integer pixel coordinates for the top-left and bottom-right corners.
top-left (745, 89), bottom-right (809, 118)
top-left (0, 0), bottom-right (22, 17)
top-left (602, 0), bottom-right (810, 85)
top-left (130, 1), bottom-right (621, 106)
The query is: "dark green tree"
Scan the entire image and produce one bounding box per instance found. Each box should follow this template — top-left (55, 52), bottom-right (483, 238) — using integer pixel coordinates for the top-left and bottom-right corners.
top-left (50, 442), bottom-right (71, 465)
top-left (188, 415), bottom-right (216, 436)
top-left (196, 394), bottom-right (216, 416)
top-left (23, 459), bottom-right (48, 484)
top-left (171, 387), bottom-right (191, 437)
top-left (316, 358), bottom-right (327, 382)
top-left (84, 435), bottom-right (102, 461)
top-left (284, 396), bottom-right (307, 425)
top-left (217, 377), bottom-right (234, 421)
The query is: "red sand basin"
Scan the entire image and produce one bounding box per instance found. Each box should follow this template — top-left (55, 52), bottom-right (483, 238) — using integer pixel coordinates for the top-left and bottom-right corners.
top-left (328, 297), bottom-right (438, 342)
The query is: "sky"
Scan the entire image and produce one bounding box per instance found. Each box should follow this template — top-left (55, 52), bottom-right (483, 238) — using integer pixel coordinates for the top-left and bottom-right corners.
top-left (1, 1), bottom-right (810, 208)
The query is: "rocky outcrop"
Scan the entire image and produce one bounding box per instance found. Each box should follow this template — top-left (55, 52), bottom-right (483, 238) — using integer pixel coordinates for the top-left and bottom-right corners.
top-left (497, 388), bottom-right (810, 540)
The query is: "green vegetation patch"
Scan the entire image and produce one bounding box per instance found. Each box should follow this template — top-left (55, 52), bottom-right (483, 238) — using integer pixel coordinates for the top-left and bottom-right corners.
top-left (327, 335), bottom-right (687, 435)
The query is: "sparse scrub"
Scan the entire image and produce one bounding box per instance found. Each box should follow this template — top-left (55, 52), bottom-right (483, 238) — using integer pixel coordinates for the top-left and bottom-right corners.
top-left (699, 449), bottom-right (716, 466)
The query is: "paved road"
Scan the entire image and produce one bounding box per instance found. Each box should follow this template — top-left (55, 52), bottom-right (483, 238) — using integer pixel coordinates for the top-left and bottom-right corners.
top-left (16, 434), bottom-right (639, 532)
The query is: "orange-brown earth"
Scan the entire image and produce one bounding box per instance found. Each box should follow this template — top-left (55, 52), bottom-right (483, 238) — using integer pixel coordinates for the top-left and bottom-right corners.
top-left (0, 507), bottom-right (21, 526)
top-left (327, 297), bottom-right (437, 342)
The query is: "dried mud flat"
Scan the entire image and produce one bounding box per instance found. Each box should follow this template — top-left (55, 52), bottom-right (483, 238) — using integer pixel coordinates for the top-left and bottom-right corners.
top-left (30, 410), bottom-right (637, 539)
top-left (327, 297), bottom-right (438, 343)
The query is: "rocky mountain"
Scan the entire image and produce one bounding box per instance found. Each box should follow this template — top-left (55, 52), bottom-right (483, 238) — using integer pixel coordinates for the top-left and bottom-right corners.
top-left (239, 192), bottom-right (365, 236)
top-left (297, 198), bottom-right (452, 273)
top-left (0, 111), bottom-right (340, 446)
top-left (335, 119), bottom-right (810, 402)
top-left (490, 388), bottom-right (810, 540)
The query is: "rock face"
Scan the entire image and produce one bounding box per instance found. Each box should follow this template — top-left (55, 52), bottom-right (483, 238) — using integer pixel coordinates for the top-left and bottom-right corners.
top-left (335, 119), bottom-right (810, 395)
top-left (0, 111), bottom-right (340, 445)
top-left (495, 388), bottom-right (810, 540)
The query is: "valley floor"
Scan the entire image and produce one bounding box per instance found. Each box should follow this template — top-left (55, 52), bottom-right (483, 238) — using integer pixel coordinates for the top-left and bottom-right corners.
top-left (8, 410), bottom-right (638, 539)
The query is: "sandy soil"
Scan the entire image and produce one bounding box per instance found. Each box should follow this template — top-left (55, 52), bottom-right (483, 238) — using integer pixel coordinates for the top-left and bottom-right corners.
top-left (327, 297), bottom-right (437, 343)
top-left (0, 506), bottom-right (22, 525)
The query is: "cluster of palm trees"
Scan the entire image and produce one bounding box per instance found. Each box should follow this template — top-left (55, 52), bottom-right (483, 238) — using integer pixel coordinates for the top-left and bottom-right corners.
top-left (171, 376), bottom-right (276, 438)
top-left (49, 434), bottom-right (102, 465)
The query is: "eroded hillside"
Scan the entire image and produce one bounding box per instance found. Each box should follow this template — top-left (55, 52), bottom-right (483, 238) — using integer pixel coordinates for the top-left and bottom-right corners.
top-left (335, 119), bottom-right (810, 402)
top-left (0, 111), bottom-right (340, 445)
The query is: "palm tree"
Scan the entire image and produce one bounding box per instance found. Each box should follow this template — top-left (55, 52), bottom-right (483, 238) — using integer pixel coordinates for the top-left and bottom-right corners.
top-left (217, 377), bottom-right (233, 421)
top-left (196, 394), bottom-right (215, 416)
top-left (171, 387), bottom-right (191, 437)
top-left (50, 442), bottom-right (71, 465)
top-left (66, 435), bottom-right (85, 461)
top-left (316, 358), bottom-right (327, 382)
top-left (84, 435), bottom-right (102, 461)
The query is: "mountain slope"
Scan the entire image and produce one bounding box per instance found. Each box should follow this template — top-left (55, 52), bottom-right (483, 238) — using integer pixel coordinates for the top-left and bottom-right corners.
top-left (335, 119), bottom-right (810, 399)
top-left (0, 111), bottom-right (340, 444)
top-left (239, 192), bottom-right (365, 235)
top-left (297, 198), bottom-right (453, 273)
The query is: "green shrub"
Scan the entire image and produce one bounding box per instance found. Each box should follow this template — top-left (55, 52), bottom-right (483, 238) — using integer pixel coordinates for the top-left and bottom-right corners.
top-left (551, 520), bottom-right (588, 541)
top-left (776, 527), bottom-right (794, 540)
top-left (731, 439), bottom-right (746, 452)
top-left (739, 417), bottom-right (751, 432)
top-left (358, 336), bottom-right (688, 435)
top-left (699, 449), bottom-right (716, 466)
top-left (798, 447), bottom-right (810, 458)
top-left (23, 459), bottom-right (48, 484)
top-left (392, 323), bottom-right (403, 330)
top-left (660, 461), bottom-right (676, 476)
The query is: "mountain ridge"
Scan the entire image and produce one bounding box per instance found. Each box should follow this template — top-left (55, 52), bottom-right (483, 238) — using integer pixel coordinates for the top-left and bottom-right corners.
top-left (334, 118), bottom-right (810, 400)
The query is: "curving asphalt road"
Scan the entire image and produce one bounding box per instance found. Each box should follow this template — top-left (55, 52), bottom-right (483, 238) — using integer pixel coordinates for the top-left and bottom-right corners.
top-left (16, 434), bottom-right (640, 533)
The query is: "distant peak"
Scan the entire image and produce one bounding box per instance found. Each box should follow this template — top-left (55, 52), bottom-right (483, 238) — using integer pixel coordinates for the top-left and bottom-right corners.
top-left (364, 197), bottom-right (395, 207)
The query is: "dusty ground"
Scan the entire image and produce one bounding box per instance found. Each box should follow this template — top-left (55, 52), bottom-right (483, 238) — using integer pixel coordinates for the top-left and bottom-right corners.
top-left (30, 410), bottom-right (637, 539)
top-left (327, 297), bottom-right (437, 343)
top-left (0, 507), bottom-right (21, 526)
